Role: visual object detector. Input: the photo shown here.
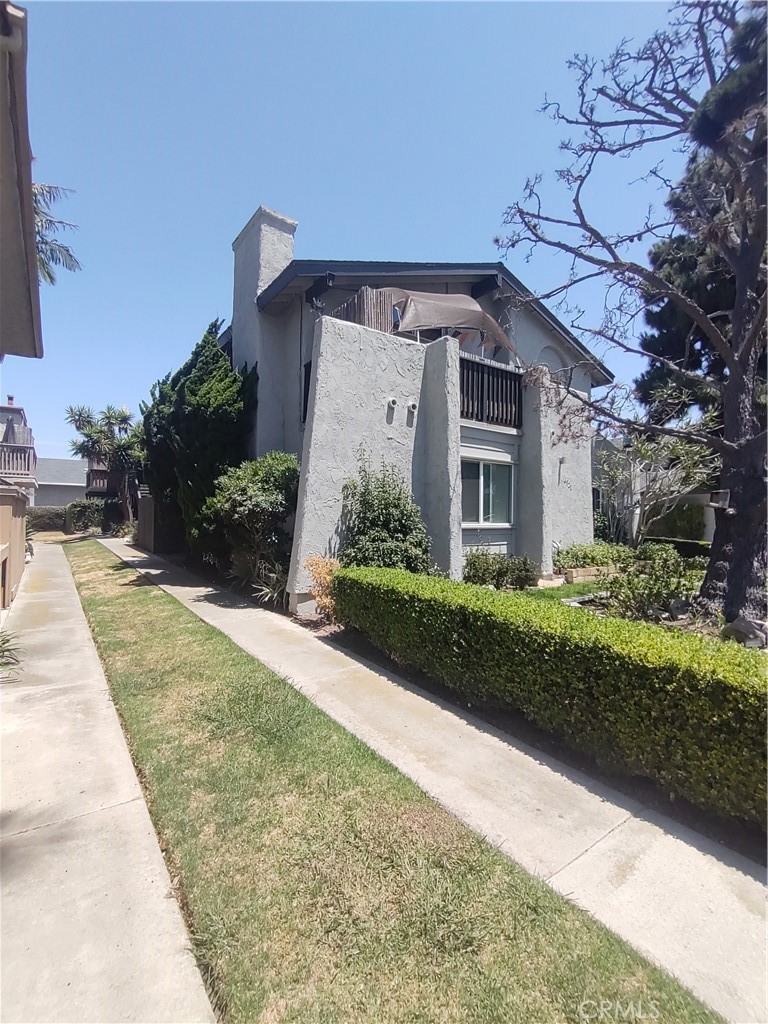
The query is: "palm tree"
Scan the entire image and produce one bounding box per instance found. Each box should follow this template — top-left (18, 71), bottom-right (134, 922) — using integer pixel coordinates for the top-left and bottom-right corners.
top-left (33, 183), bottom-right (82, 285)
top-left (66, 405), bottom-right (142, 523)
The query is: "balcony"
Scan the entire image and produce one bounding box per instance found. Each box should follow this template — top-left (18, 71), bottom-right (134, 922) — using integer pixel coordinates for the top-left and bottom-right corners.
top-left (86, 467), bottom-right (110, 493)
top-left (0, 444), bottom-right (36, 479)
top-left (460, 354), bottom-right (522, 429)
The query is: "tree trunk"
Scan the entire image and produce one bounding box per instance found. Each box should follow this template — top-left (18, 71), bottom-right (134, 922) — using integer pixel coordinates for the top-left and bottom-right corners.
top-left (700, 445), bottom-right (767, 622)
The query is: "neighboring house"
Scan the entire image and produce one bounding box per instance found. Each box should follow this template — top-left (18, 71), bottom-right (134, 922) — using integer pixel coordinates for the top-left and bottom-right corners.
top-left (1, 1), bottom-right (42, 360)
top-left (35, 458), bottom-right (87, 506)
top-left (0, 396), bottom-right (36, 505)
top-left (0, 1), bottom-right (40, 609)
top-left (592, 431), bottom-right (716, 543)
top-left (224, 206), bottom-right (613, 614)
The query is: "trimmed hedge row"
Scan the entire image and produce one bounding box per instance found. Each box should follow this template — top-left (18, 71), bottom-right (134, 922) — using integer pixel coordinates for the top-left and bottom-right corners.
top-left (333, 567), bottom-right (767, 825)
top-left (65, 498), bottom-right (123, 534)
top-left (28, 505), bottom-right (67, 531)
top-left (644, 536), bottom-right (711, 559)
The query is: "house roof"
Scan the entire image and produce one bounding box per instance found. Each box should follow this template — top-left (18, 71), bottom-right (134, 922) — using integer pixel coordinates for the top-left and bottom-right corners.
top-left (36, 458), bottom-right (87, 486)
top-left (257, 260), bottom-right (613, 386)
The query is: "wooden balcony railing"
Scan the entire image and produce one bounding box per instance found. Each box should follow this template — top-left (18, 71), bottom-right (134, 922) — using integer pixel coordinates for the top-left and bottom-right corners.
top-left (0, 444), bottom-right (36, 478)
top-left (86, 468), bottom-right (110, 491)
top-left (460, 355), bottom-right (522, 429)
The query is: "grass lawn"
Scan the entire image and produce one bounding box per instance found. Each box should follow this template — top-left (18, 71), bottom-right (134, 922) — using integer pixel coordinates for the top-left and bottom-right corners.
top-left (66, 540), bottom-right (722, 1024)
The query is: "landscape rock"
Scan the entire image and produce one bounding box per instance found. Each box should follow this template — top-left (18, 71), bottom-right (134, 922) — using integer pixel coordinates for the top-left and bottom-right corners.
top-left (721, 616), bottom-right (768, 648)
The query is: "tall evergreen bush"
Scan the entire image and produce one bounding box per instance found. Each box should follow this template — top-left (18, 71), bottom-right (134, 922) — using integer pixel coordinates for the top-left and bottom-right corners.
top-left (141, 321), bottom-right (257, 559)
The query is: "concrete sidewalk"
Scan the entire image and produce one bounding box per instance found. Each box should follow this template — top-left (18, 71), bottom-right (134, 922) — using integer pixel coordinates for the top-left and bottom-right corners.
top-left (100, 538), bottom-right (767, 1024)
top-left (0, 544), bottom-right (214, 1024)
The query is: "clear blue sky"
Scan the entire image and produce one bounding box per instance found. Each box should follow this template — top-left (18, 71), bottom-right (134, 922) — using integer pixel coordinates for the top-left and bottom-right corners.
top-left (7, 1), bottom-right (683, 458)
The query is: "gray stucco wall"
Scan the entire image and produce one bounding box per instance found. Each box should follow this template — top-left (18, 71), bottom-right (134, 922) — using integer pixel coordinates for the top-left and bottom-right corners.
top-left (35, 484), bottom-right (86, 506)
top-left (413, 338), bottom-right (462, 576)
top-left (231, 207), bottom-right (298, 458)
top-left (516, 373), bottom-right (593, 575)
top-left (288, 318), bottom-right (462, 609)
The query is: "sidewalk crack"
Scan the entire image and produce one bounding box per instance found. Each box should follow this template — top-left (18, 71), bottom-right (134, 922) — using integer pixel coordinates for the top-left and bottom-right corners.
top-left (2, 795), bottom-right (142, 840)
top-left (545, 812), bottom-right (633, 883)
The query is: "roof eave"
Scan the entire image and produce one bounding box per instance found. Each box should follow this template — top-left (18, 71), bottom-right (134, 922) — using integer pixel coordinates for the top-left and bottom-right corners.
top-left (257, 259), bottom-right (613, 387)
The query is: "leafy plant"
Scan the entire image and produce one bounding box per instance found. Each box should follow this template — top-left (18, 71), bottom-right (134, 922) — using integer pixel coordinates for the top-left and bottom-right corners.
top-left (0, 630), bottom-right (21, 672)
top-left (32, 182), bottom-right (82, 285)
top-left (339, 459), bottom-right (431, 574)
top-left (463, 550), bottom-right (537, 590)
top-left (305, 555), bottom-right (340, 621)
top-left (553, 542), bottom-right (635, 574)
top-left (604, 565), bottom-right (694, 621)
top-left (251, 561), bottom-right (289, 609)
top-left (204, 452), bottom-right (300, 580)
top-left (333, 567), bottom-right (767, 825)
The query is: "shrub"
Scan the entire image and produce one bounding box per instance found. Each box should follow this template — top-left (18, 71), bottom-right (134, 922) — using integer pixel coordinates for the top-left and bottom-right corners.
top-left (647, 501), bottom-right (706, 541)
top-left (203, 452), bottom-right (300, 583)
top-left (634, 541), bottom-right (684, 574)
top-left (65, 499), bottom-right (122, 534)
top-left (463, 550), bottom-right (537, 590)
top-left (332, 567), bottom-right (766, 825)
top-left (27, 506), bottom-right (66, 532)
top-left (252, 561), bottom-right (289, 609)
top-left (305, 555), bottom-right (340, 620)
top-left (339, 461), bottom-right (431, 574)
top-left (644, 537), bottom-right (712, 560)
top-left (604, 565), bottom-right (694, 620)
top-left (553, 542), bottom-right (635, 573)
top-left (684, 555), bottom-right (709, 573)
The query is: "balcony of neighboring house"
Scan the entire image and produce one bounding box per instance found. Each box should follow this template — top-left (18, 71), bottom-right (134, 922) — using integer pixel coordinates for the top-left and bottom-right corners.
top-left (86, 462), bottom-right (113, 496)
top-left (0, 442), bottom-right (36, 480)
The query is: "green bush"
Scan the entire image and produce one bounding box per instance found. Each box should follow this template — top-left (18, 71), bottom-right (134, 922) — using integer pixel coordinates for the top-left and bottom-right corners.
top-left (644, 537), bottom-right (711, 559)
top-left (634, 541), bottom-right (684, 573)
top-left (339, 461), bottom-right (431, 574)
top-left (27, 506), bottom-right (66, 532)
top-left (647, 502), bottom-right (705, 541)
top-left (554, 542), bottom-right (635, 573)
top-left (203, 452), bottom-right (300, 585)
top-left (65, 499), bottom-right (122, 534)
top-left (604, 566), bottom-right (696, 620)
top-left (463, 550), bottom-right (537, 590)
top-left (332, 567), bottom-right (766, 825)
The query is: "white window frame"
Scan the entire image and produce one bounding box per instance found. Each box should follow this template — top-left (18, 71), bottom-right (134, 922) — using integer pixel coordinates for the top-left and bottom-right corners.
top-left (461, 458), bottom-right (515, 528)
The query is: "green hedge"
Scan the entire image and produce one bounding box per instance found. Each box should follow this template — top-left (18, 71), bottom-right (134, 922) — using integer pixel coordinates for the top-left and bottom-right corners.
top-left (333, 567), bottom-right (767, 825)
top-left (647, 502), bottom-right (705, 541)
top-left (28, 506), bottom-right (66, 531)
top-left (65, 499), bottom-right (123, 534)
top-left (644, 537), bottom-right (711, 559)
top-left (553, 542), bottom-right (635, 573)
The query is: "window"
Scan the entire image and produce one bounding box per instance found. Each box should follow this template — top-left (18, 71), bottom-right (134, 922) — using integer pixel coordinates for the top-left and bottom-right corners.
top-left (461, 459), bottom-right (514, 525)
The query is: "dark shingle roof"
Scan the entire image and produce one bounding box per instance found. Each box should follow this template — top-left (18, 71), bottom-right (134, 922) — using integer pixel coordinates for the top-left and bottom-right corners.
top-left (36, 458), bottom-right (87, 486)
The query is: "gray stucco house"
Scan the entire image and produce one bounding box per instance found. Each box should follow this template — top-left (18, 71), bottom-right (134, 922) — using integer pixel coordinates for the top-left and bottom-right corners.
top-left (224, 206), bottom-right (612, 613)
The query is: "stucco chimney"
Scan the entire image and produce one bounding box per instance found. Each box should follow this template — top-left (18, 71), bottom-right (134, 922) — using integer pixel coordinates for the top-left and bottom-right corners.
top-left (232, 206), bottom-right (298, 297)
top-left (6, 395), bottom-right (14, 406)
